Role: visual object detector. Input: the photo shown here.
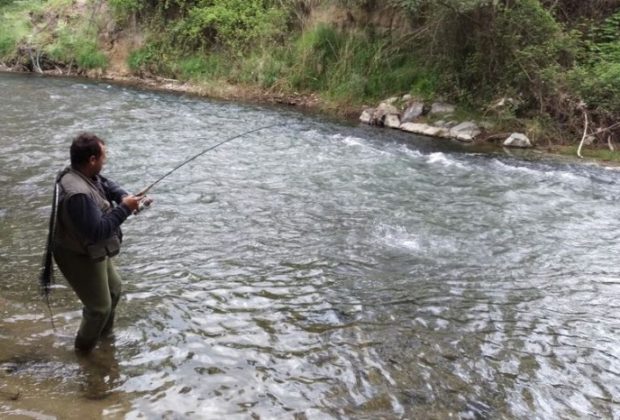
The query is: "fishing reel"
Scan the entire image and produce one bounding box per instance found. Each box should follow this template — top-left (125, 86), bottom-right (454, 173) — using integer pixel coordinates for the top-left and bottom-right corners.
top-left (133, 195), bottom-right (153, 215)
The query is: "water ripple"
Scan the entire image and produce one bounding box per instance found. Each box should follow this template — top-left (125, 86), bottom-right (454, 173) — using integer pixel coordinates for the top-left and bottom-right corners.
top-left (2, 73), bottom-right (620, 418)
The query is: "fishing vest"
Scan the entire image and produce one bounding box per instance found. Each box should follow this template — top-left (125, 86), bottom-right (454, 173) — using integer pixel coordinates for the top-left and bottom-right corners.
top-left (54, 167), bottom-right (121, 261)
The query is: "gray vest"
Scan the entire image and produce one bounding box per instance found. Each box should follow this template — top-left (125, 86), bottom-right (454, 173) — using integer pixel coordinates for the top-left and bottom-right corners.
top-left (54, 167), bottom-right (121, 260)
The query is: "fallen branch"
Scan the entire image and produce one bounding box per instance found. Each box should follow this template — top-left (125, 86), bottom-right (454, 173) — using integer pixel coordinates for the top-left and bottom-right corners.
top-left (594, 121), bottom-right (620, 136)
top-left (28, 48), bottom-right (42, 74)
top-left (577, 106), bottom-right (589, 159)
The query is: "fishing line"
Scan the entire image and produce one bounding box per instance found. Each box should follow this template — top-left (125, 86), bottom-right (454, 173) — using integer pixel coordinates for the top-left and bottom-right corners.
top-left (138, 123), bottom-right (282, 196)
top-left (40, 177), bottom-right (60, 331)
top-left (39, 124), bottom-right (279, 328)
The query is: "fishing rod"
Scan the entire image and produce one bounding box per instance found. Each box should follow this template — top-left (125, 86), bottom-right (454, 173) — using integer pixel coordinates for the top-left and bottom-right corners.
top-left (137, 123), bottom-right (281, 197)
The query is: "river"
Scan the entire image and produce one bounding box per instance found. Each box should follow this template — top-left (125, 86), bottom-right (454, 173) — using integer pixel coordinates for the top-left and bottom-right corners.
top-left (1, 72), bottom-right (619, 419)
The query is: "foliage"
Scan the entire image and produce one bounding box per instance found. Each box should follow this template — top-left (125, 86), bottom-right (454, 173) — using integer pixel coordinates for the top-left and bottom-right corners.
top-left (568, 9), bottom-right (620, 115)
top-left (286, 24), bottom-right (432, 101)
top-left (5, 0), bottom-right (620, 143)
top-left (169, 0), bottom-right (286, 53)
top-left (401, 0), bottom-right (578, 109)
top-left (0, 1), bottom-right (32, 59)
top-left (44, 22), bottom-right (107, 70)
top-left (108, 0), bottom-right (142, 20)
top-left (0, 0), bottom-right (107, 70)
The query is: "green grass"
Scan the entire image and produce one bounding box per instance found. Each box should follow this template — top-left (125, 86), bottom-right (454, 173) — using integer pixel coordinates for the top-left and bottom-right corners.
top-left (558, 145), bottom-right (620, 162)
top-left (0, 1), bottom-right (33, 59)
top-left (45, 23), bottom-right (107, 70)
top-left (1, 0), bottom-right (107, 70)
top-left (175, 54), bottom-right (230, 81)
top-left (276, 25), bottom-right (435, 103)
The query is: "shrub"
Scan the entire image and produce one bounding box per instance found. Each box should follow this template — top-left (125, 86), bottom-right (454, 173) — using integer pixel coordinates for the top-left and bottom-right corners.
top-left (288, 24), bottom-right (430, 102)
top-left (0, 2), bottom-right (31, 60)
top-left (170, 0), bottom-right (286, 53)
top-left (45, 24), bottom-right (107, 70)
top-left (569, 9), bottom-right (620, 115)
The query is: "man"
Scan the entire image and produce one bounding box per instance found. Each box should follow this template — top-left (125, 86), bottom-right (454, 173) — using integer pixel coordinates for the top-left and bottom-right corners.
top-left (53, 132), bottom-right (144, 353)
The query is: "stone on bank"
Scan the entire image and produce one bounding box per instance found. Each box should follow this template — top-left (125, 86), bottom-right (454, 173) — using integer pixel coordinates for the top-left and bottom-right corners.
top-left (503, 133), bottom-right (532, 148)
top-left (359, 96), bottom-right (485, 143)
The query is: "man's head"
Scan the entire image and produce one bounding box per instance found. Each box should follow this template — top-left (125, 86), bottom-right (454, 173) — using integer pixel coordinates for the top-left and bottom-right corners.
top-left (70, 132), bottom-right (107, 176)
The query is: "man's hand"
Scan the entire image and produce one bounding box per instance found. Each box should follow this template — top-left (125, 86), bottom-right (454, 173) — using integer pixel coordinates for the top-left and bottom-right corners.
top-left (121, 195), bottom-right (142, 212)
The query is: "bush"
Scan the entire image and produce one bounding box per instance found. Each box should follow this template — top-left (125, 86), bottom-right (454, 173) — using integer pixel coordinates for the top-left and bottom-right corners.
top-left (45, 24), bottom-right (107, 70)
top-left (108, 0), bottom-right (142, 21)
top-left (0, 2), bottom-right (31, 60)
top-left (170, 0), bottom-right (286, 53)
top-left (76, 41), bottom-right (107, 69)
top-left (288, 24), bottom-right (430, 102)
top-left (175, 54), bottom-right (230, 81)
top-left (390, 0), bottom-right (578, 109)
top-left (569, 9), bottom-right (620, 115)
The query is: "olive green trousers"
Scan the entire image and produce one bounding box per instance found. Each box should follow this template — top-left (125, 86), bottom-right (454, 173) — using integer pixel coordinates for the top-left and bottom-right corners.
top-left (53, 246), bottom-right (122, 353)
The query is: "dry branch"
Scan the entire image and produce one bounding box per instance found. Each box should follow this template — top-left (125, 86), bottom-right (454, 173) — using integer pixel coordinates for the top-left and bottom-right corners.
top-left (576, 106), bottom-right (589, 159)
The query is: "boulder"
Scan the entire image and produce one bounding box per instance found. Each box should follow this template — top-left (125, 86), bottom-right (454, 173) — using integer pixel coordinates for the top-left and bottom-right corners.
top-left (400, 122), bottom-right (431, 134)
top-left (359, 108), bottom-right (374, 124)
top-left (449, 121), bottom-right (481, 140)
top-left (384, 114), bottom-right (401, 129)
top-left (376, 102), bottom-right (399, 116)
top-left (400, 123), bottom-right (448, 137)
top-left (401, 102), bottom-right (425, 123)
top-left (372, 102), bottom-right (400, 126)
top-left (423, 126), bottom-right (450, 137)
top-left (430, 102), bottom-right (455, 115)
top-left (503, 133), bottom-right (532, 148)
top-left (454, 133), bottom-right (475, 143)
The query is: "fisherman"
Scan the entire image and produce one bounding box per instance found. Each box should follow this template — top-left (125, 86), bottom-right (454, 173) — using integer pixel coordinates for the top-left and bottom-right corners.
top-left (52, 132), bottom-right (144, 353)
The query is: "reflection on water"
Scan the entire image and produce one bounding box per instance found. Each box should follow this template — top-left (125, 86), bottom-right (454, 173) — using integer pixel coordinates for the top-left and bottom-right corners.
top-left (1, 72), bottom-right (620, 418)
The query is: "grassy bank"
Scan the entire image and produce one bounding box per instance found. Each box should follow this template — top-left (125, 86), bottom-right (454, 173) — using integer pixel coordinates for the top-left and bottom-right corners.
top-left (1, 0), bottom-right (620, 153)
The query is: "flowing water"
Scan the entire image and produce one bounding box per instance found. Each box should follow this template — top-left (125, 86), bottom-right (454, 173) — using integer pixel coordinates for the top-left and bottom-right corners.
top-left (1, 72), bottom-right (620, 419)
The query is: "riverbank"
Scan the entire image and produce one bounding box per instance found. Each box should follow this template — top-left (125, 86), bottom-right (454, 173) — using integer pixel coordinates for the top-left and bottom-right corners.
top-left (2, 0), bottom-right (620, 160)
top-left (4, 60), bottom-right (620, 167)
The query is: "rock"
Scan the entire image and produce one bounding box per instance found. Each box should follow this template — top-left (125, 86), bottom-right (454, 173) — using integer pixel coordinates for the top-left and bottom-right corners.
top-left (376, 102), bottom-right (399, 115)
top-left (359, 108), bottom-right (374, 124)
top-left (400, 122), bottom-right (431, 134)
top-left (454, 133), bottom-right (475, 142)
top-left (449, 121), bottom-right (481, 139)
top-left (400, 122), bottom-right (448, 138)
top-left (401, 102), bottom-right (425, 123)
top-left (384, 97), bottom-right (399, 105)
top-left (372, 102), bottom-right (400, 126)
top-left (384, 114), bottom-right (401, 129)
top-left (430, 102), bottom-right (455, 115)
top-left (359, 103), bottom-right (399, 126)
top-left (423, 126), bottom-right (450, 137)
top-left (402, 94), bottom-right (412, 102)
top-left (503, 133), bottom-right (532, 148)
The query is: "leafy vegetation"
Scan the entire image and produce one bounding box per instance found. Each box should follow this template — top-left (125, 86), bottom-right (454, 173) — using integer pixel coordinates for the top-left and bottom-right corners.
top-left (0, 0), bottom-right (108, 70)
top-left (2, 0), bottom-right (620, 145)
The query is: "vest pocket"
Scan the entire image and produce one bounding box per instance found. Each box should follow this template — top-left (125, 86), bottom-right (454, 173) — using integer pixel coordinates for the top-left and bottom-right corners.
top-left (86, 236), bottom-right (121, 261)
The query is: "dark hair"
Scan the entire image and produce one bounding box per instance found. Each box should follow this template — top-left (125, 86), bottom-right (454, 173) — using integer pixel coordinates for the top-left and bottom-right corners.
top-left (70, 132), bottom-right (105, 167)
